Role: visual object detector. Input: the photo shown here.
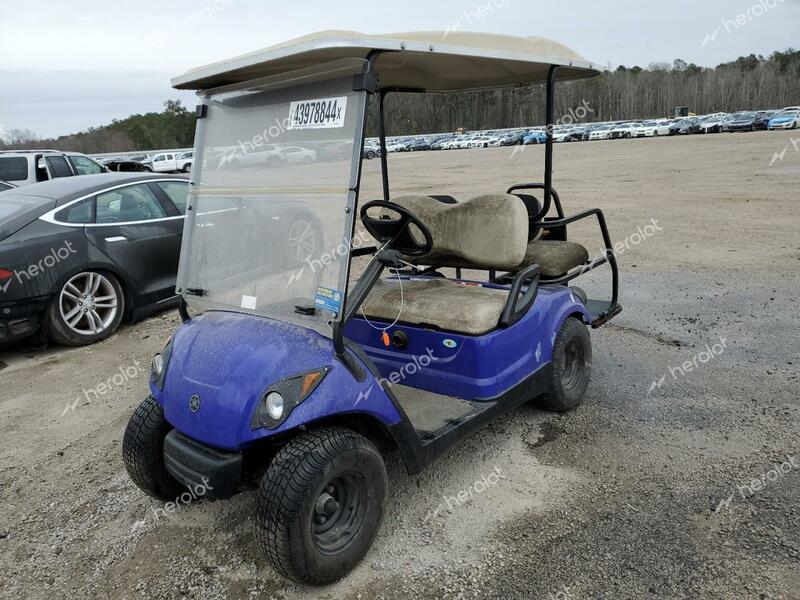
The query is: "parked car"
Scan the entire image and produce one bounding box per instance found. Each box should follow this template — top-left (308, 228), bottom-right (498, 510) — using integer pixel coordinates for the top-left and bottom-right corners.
top-left (588, 124), bottom-right (614, 140)
top-left (104, 160), bottom-right (152, 172)
top-left (610, 122), bottom-right (641, 139)
top-left (280, 146), bottom-right (317, 164)
top-left (753, 111), bottom-right (777, 130)
top-left (176, 151), bottom-right (194, 173)
top-left (768, 109), bottom-right (800, 130)
top-left (726, 112), bottom-right (758, 132)
top-left (699, 114), bottom-right (730, 134)
top-left (0, 173), bottom-right (189, 346)
top-left (669, 118), bottom-right (701, 135)
top-left (522, 129), bottom-right (547, 144)
top-left (218, 144), bottom-right (284, 169)
top-left (0, 150), bottom-right (107, 187)
top-left (632, 120), bottom-right (669, 137)
top-left (362, 141), bottom-right (382, 159)
top-left (404, 139), bottom-right (431, 152)
top-left (0, 180), bottom-right (17, 192)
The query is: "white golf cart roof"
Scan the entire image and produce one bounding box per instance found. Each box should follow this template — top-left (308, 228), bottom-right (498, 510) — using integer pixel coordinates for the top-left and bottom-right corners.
top-left (173, 30), bottom-right (601, 92)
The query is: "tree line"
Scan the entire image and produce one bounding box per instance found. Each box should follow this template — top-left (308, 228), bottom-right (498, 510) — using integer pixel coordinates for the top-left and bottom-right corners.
top-left (1, 49), bottom-right (797, 153)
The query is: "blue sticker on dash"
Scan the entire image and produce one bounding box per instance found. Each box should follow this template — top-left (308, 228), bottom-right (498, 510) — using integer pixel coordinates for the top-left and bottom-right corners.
top-left (315, 287), bottom-right (343, 315)
top-left (443, 339), bottom-right (457, 349)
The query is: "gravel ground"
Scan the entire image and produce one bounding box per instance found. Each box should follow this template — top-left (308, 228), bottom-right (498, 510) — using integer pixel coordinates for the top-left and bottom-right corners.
top-left (1, 130), bottom-right (798, 599)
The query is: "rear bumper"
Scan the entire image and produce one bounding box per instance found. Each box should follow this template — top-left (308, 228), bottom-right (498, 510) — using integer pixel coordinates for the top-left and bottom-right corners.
top-left (163, 430), bottom-right (243, 499)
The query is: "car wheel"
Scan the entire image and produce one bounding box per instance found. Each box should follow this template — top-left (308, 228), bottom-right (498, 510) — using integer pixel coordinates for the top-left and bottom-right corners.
top-left (654, 131), bottom-right (659, 137)
top-left (287, 217), bottom-right (319, 265)
top-left (534, 316), bottom-right (592, 412)
top-left (254, 427), bottom-right (387, 585)
top-left (183, 163), bottom-right (191, 173)
top-left (123, 396), bottom-right (186, 501)
top-left (143, 166), bottom-right (153, 172)
top-left (365, 150), bottom-right (376, 160)
top-left (48, 271), bottom-right (125, 346)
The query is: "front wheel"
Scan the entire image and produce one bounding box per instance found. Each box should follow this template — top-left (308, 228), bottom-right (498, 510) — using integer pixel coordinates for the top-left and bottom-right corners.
top-left (48, 271), bottom-right (125, 346)
top-left (535, 317), bottom-right (592, 412)
top-left (123, 396), bottom-right (185, 501)
top-left (254, 427), bottom-right (387, 585)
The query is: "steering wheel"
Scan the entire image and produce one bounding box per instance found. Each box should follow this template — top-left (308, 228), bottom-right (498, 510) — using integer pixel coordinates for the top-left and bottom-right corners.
top-left (360, 200), bottom-right (434, 257)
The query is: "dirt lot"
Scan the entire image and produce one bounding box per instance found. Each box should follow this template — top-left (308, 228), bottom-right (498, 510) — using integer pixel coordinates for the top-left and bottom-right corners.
top-left (1, 131), bottom-right (799, 599)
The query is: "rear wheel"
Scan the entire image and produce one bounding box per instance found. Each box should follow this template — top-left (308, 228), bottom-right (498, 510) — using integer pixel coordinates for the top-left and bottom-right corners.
top-left (535, 317), bottom-right (592, 412)
top-left (254, 427), bottom-right (387, 585)
top-left (123, 396), bottom-right (185, 501)
top-left (182, 163), bottom-right (192, 173)
top-left (48, 271), bottom-right (124, 346)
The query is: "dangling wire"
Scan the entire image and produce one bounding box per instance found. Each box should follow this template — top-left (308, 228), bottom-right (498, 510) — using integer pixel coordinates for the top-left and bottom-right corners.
top-left (358, 239), bottom-right (406, 331)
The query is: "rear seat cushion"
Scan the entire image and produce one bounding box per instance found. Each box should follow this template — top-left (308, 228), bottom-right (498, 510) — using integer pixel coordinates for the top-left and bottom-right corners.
top-left (521, 240), bottom-right (589, 277)
top-left (361, 278), bottom-right (510, 335)
top-left (386, 194), bottom-right (528, 270)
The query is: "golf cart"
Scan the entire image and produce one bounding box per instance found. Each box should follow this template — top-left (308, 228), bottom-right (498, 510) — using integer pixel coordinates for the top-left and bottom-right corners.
top-left (122, 31), bottom-right (621, 584)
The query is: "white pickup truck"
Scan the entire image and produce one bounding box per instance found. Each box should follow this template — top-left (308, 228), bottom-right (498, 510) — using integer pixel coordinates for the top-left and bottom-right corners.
top-left (146, 151), bottom-right (193, 173)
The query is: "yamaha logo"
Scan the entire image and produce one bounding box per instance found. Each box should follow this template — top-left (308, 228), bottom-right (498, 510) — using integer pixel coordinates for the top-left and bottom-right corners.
top-left (189, 394), bottom-right (201, 412)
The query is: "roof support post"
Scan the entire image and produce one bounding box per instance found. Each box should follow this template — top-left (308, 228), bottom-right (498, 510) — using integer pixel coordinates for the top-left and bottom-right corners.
top-left (542, 64), bottom-right (558, 219)
top-left (378, 91), bottom-right (391, 202)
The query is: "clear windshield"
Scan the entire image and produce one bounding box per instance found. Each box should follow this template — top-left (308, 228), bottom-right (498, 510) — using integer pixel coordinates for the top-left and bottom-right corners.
top-left (177, 60), bottom-right (368, 337)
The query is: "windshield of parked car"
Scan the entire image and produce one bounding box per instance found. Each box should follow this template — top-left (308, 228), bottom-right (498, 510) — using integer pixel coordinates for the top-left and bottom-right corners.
top-left (176, 60), bottom-right (368, 337)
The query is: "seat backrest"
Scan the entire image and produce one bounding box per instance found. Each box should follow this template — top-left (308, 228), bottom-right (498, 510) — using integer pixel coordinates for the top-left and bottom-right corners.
top-left (385, 194), bottom-right (528, 270)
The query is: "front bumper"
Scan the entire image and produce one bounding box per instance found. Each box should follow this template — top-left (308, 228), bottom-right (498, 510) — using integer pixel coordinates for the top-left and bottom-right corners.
top-left (163, 430), bottom-right (243, 499)
top-left (0, 298), bottom-right (47, 344)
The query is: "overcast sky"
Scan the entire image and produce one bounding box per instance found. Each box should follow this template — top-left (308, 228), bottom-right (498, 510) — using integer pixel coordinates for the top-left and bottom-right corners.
top-left (1, 0), bottom-right (798, 138)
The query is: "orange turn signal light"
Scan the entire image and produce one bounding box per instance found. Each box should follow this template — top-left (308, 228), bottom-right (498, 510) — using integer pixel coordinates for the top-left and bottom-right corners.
top-left (301, 371), bottom-right (323, 399)
top-left (381, 332), bottom-right (391, 347)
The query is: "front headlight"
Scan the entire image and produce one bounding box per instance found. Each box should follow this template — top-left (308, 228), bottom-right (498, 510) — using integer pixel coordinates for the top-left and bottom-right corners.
top-left (149, 335), bottom-right (173, 391)
top-left (265, 392), bottom-right (285, 420)
top-left (152, 353), bottom-right (164, 376)
top-left (252, 367), bottom-right (330, 430)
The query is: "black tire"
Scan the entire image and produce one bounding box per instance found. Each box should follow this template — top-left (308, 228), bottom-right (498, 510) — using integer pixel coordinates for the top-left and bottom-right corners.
top-left (254, 427), bottom-right (387, 585)
top-left (535, 317), bottom-right (592, 412)
top-left (142, 166), bottom-right (153, 172)
top-left (123, 396), bottom-right (185, 501)
top-left (182, 163), bottom-right (191, 173)
top-left (47, 270), bottom-right (125, 346)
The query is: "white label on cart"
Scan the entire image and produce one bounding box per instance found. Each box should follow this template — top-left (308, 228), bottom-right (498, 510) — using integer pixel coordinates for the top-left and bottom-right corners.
top-left (288, 96), bottom-right (348, 130)
top-left (241, 295), bottom-right (257, 310)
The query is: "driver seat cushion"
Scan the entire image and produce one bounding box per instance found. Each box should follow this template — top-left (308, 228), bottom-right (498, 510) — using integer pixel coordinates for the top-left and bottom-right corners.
top-left (361, 278), bottom-right (509, 335)
top-left (520, 240), bottom-right (589, 278)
